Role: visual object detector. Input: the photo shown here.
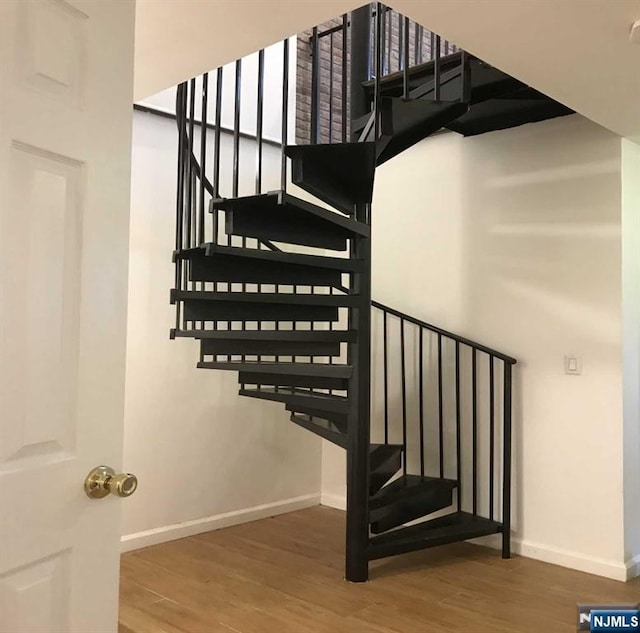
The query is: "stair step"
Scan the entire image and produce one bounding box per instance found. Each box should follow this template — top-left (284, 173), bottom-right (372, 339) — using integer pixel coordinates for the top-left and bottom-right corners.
top-left (172, 329), bottom-right (357, 342)
top-left (368, 511), bottom-right (503, 561)
top-left (200, 336), bottom-right (342, 358)
top-left (197, 361), bottom-right (352, 378)
top-left (178, 244), bottom-right (365, 272)
top-left (446, 98), bottom-right (573, 137)
top-left (369, 474), bottom-right (457, 534)
top-left (239, 387), bottom-right (350, 414)
top-left (173, 290), bottom-right (357, 323)
top-left (284, 404), bottom-right (348, 427)
top-left (212, 190), bottom-right (369, 251)
top-left (187, 247), bottom-right (342, 287)
top-left (377, 98), bottom-right (468, 165)
top-left (285, 143), bottom-right (376, 216)
top-left (239, 371), bottom-right (348, 391)
top-left (290, 413), bottom-right (347, 448)
top-left (369, 444), bottom-right (403, 497)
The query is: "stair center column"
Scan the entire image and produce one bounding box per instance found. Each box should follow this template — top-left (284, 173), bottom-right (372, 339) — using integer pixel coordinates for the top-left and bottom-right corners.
top-left (345, 201), bottom-right (372, 583)
top-left (344, 4), bottom-right (375, 583)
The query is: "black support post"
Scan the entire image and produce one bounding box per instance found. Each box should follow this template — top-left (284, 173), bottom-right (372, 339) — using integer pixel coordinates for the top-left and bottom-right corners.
top-left (345, 202), bottom-right (371, 583)
top-left (349, 5), bottom-right (372, 139)
top-left (502, 363), bottom-right (513, 558)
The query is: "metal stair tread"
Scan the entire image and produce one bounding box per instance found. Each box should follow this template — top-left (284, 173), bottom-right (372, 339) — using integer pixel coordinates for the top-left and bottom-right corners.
top-left (239, 387), bottom-right (350, 413)
top-left (172, 290), bottom-right (359, 306)
top-left (290, 413), bottom-right (347, 448)
top-left (212, 190), bottom-right (371, 237)
top-left (171, 329), bottom-right (356, 342)
top-left (369, 474), bottom-right (457, 510)
top-left (197, 361), bottom-right (352, 378)
top-left (368, 511), bottom-right (503, 560)
top-left (285, 142), bottom-right (376, 216)
top-left (369, 444), bottom-right (403, 473)
top-left (175, 244), bottom-right (365, 272)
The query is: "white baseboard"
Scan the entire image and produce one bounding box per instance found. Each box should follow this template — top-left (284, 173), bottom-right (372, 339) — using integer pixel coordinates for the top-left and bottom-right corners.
top-left (468, 533), bottom-right (629, 581)
top-left (626, 553), bottom-right (640, 580)
top-left (121, 493), bottom-right (320, 553)
top-left (320, 492), bottom-right (346, 511)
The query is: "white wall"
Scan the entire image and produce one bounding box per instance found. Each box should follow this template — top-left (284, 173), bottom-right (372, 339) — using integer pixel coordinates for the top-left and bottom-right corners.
top-left (138, 39), bottom-right (297, 143)
top-left (321, 115), bottom-right (628, 579)
top-left (622, 138), bottom-right (640, 578)
top-left (121, 107), bottom-right (322, 549)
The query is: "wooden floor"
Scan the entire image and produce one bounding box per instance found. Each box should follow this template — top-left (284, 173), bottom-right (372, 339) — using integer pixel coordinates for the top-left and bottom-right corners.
top-left (119, 506), bottom-right (639, 633)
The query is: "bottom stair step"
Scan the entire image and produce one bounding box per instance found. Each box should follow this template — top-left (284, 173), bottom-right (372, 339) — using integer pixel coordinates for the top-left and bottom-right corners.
top-left (369, 474), bottom-right (457, 534)
top-left (369, 444), bottom-right (403, 496)
top-left (368, 511), bottom-right (503, 560)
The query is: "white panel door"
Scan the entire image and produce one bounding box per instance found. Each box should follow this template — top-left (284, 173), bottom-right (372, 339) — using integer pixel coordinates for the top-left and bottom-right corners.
top-left (0, 1), bottom-right (135, 631)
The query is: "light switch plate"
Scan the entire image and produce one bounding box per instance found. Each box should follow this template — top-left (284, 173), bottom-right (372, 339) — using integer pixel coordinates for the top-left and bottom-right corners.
top-left (565, 354), bottom-right (582, 375)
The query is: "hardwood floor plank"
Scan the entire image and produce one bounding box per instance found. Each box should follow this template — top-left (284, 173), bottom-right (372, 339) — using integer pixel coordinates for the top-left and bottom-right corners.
top-left (120, 507), bottom-right (640, 633)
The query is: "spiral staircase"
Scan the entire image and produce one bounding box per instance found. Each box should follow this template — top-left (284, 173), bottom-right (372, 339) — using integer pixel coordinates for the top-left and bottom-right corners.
top-left (170, 3), bottom-right (571, 581)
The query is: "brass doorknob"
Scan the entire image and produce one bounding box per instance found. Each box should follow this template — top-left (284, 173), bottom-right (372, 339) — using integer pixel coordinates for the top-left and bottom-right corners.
top-left (84, 466), bottom-right (138, 499)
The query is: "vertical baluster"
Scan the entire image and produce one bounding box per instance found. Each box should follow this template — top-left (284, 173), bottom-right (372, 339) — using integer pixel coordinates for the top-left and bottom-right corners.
top-left (472, 348), bottom-right (478, 516)
top-left (374, 3), bottom-right (383, 139)
top-left (310, 27), bottom-right (319, 144)
top-left (434, 35), bottom-right (441, 100)
top-left (233, 61), bottom-right (241, 199)
top-left (383, 310), bottom-right (388, 444)
top-left (396, 11), bottom-right (402, 73)
top-left (281, 38), bottom-right (289, 191)
top-left (174, 84), bottom-right (186, 331)
top-left (455, 340), bottom-right (461, 511)
top-left (502, 362), bottom-right (513, 558)
top-left (212, 67), bottom-right (223, 246)
top-left (418, 25), bottom-right (424, 64)
top-left (403, 17), bottom-right (410, 98)
top-left (461, 50), bottom-right (471, 104)
top-left (329, 31), bottom-right (334, 143)
top-left (430, 31), bottom-right (435, 62)
top-left (255, 50), bottom-right (264, 195)
top-left (413, 21), bottom-right (419, 68)
top-left (400, 318), bottom-right (407, 474)
top-left (385, 7), bottom-right (391, 75)
top-left (489, 355), bottom-right (495, 520)
top-left (341, 14), bottom-right (348, 143)
top-left (233, 60), bottom-right (243, 361)
top-left (379, 4), bottom-right (386, 75)
top-left (199, 73), bottom-right (208, 247)
top-left (419, 327), bottom-right (424, 476)
top-left (255, 50), bottom-right (265, 338)
top-left (186, 78), bottom-right (196, 249)
top-left (438, 333), bottom-right (444, 478)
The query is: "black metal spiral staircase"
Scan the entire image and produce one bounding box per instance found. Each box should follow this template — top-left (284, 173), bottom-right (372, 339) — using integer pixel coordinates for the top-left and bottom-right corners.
top-left (171, 3), bottom-right (571, 582)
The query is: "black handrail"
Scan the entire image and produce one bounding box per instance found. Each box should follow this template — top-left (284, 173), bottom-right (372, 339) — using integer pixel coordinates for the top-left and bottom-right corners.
top-left (372, 299), bottom-right (515, 540)
top-left (372, 300), bottom-right (517, 364)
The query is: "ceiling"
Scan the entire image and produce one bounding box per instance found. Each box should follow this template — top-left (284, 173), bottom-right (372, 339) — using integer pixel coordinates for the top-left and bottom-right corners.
top-left (134, 0), bottom-right (640, 142)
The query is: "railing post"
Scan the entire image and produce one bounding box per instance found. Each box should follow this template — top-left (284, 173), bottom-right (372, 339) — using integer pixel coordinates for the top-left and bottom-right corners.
top-left (502, 362), bottom-right (513, 558)
top-left (310, 27), bottom-right (320, 144)
top-left (349, 4), bottom-right (372, 139)
top-left (345, 202), bottom-right (371, 582)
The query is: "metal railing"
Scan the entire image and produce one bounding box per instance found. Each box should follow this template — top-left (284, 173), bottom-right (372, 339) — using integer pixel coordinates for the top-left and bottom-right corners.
top-left (372, 300), bottom-right (515, 551)
top-left (307, 3), bottom-right (461, 144)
